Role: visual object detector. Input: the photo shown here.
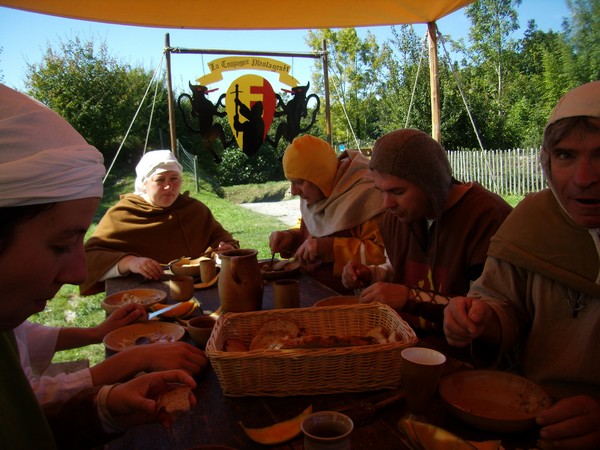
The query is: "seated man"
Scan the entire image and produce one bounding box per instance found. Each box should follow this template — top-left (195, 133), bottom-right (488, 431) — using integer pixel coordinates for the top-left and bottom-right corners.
top-left (443, 81), bottom-right (600, 450)
top-left (81, 149), bottom-right (238, 295)
top-left (269, 135), bottom-right (387, 293)
top-left (342, 129), bottom-right (512, 332)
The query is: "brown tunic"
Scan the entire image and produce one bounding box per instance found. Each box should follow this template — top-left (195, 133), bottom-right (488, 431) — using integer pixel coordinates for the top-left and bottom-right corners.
top-left (81, 192), bottom-right (237, 294)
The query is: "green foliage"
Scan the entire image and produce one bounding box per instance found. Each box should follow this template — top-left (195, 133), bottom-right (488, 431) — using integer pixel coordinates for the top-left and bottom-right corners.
top-left (22, 3), bottom-right (599, 178)
top-left (565, 0), bottom-right (600, 82)
top-left (214, 142), bottom-right (285, 186)
top-left (24, 36), bottom-right (171, 171)
top-left (306, 28), bottom-right (386, 146)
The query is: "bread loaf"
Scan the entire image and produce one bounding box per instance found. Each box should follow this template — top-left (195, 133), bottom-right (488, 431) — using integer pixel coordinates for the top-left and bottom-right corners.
top-left (279, 335), bottom-right (379, 349)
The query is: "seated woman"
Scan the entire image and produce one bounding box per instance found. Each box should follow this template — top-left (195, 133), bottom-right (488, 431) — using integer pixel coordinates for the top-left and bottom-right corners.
top-left (0, 82), bottom-right (195, 448)
top-left (269, 135), bottom-right (387, 293)
top-left (81, 150), bottom-right (238, 295)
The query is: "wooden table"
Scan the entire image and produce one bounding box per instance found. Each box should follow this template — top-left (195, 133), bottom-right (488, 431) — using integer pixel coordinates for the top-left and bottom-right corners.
top-left (103, 273), bottom-right (540, 450)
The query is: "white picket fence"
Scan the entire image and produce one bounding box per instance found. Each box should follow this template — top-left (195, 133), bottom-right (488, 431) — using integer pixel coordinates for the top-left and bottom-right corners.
top-left (448, 148), bottom-right (546, 196)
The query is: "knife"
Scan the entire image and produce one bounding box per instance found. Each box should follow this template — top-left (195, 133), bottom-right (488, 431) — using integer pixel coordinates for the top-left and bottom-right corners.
top-left (148, 302), bottom-right (182, 319)
top-left (338, 390), bottom-right (406, 426)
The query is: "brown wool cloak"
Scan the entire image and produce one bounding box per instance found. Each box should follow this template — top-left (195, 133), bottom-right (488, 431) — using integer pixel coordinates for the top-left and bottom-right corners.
top-left (81, 192), bottom-right (237, 294)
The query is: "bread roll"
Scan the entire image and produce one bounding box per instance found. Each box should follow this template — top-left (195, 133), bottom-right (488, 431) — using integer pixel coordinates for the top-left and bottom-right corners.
top-left (257, 318), bottom-right (301, 337)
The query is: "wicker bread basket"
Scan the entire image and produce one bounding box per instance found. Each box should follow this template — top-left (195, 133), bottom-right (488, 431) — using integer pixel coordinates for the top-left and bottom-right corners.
top-left (205, 303), bottom-right (418, 396)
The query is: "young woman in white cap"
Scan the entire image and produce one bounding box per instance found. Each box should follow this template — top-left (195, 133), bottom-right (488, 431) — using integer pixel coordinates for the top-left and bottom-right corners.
top-left (342, 129), bottom-right (512, 332)
top-left (81, 149), bottom-right (238, 295)
top-left (269, 135), bottom-right (387, 293)
top-left (444, 81), bottom-right (600, 449)
top-left (0, 84), bottom-right (196, 448)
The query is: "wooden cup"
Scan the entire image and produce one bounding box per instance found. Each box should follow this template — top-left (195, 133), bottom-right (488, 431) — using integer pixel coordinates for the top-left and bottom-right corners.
top-left (199, 257), bottom-right (217, 283)
top-left (401, 347), bottom-right (446, 414)
top-left (273, 279), bottom-right (300, 309)
top-left (169, 275), bottom-right (194, 301)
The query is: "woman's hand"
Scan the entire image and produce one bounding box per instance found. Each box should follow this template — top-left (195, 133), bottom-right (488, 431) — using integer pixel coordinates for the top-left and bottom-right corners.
top-left (122, 342), bottom-right (209, 375)
top-left (106, 370), bottom-right (196, 428)
top-left (216, 241), bottom-right (235, 252)
top-left (120, 255), bottom-right (163, 280)
top-left (537, 395), bottom-right (600, 450)
top-left (95, 303), bottom-right (146, 339)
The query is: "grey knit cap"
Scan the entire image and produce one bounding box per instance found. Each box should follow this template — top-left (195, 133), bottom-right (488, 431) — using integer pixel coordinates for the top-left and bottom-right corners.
top-left (369, 129), bottom-right (452, 217)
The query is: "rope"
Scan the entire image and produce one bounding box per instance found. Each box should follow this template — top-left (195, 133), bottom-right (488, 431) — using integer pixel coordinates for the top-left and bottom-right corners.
top-left (103, 53), bottom-right (165, 182)
top-left (436, 26), bottom-right (498, 191)
top-left (437, 28), bottom-right (485, 152)
top-left (327, 62), bottom-right (360, 150)
top-left (405, 32), bottom-right (429, 128)
top-left (143, 73), bottom-right (161, 151)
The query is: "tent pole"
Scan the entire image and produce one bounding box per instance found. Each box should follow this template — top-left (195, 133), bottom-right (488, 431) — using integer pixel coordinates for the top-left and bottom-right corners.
top-left (322, 39), bottom-right (332, 145)
top-left (165, 33), bottom-right (178, 157)
top-left (427, 22), bottom-right (441, 143)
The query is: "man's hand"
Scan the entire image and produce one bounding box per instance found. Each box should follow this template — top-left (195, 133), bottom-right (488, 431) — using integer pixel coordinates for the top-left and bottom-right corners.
top-left (341, 261), bottom-right (371, 289)
top-left (443, 297), bottom-right (499, 347)
top-left (537, 395), bottom-right (600, 450)
top-left (359, 282), bottom-right (411, 310)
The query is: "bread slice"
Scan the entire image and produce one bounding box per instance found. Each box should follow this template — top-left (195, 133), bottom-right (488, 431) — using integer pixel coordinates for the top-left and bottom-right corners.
top-left (158, 384), bottom-right (192, 414)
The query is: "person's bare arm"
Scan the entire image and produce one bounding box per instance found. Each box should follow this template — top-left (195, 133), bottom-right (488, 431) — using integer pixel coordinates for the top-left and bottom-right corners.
top-left (55, 304), bottom-right (146, 351)
top-left (89, 342), bottom-right (208, 385)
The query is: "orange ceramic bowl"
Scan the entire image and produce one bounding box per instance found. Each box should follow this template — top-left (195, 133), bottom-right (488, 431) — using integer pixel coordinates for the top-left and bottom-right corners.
top-left (101, 288), bottom-right (166, 314)
top-left (438, 370), bottom-right (552, 433)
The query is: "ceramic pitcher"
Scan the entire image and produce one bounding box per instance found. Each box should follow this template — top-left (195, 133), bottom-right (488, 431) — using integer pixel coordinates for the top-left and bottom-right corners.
top-left (218, 248), bottom-right (263, 312)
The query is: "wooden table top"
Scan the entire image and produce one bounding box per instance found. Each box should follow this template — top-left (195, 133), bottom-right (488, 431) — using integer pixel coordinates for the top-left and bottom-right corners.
top-left (103, 272), bottom-right (540, 450)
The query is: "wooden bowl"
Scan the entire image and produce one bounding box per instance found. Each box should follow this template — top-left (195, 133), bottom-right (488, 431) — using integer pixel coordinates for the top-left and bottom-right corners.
top-left (170, 257), bottom-right (201, 278)
top-left (185, 315), bottom-right (217, 348)
top-left (259, 258), bottom-right (301, 280)
top-left (438, 370), bottom-right (553, 433)
top-left (314, 296), bottom-right (359, 307)
top-left (101, 288), bottom-right (166, 314)
top-left (103, 322), bottom-right (185, 352)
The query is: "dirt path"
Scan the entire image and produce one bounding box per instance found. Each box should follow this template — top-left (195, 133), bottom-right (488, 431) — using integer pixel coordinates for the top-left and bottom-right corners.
top-left (240, 198), bottom-right (301, 227)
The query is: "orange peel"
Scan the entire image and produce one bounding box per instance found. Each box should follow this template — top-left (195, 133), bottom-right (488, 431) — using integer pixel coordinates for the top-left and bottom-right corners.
top-left (239, 405), bottom-right (312, 445)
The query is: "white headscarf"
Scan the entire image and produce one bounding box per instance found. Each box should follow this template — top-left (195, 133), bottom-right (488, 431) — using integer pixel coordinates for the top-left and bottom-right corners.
top-left (134, 150), bottom-right (182, 195)
top-left (0, 84), bottom-right (105, 207)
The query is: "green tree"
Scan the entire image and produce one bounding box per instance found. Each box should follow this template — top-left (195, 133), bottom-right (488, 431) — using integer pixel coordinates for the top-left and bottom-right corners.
top-left (378, 25), bottom-right (431, 135)
top-left (306, 28), bottom-right (385, 147)
top-left (25, 36), bottom-right (170, 170)
top-left (464, 0), bottom-right (522, 148)
top-left (564, 0), bottom-right (600, 83)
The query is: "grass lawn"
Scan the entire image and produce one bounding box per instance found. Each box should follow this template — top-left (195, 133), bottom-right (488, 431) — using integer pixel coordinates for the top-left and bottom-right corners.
top-left (29, 172), bottom-right (524, 366)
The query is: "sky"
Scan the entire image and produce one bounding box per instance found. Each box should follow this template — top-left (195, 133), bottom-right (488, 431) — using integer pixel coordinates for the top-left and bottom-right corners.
top-left (0, 1), bottom-right (571, 99)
